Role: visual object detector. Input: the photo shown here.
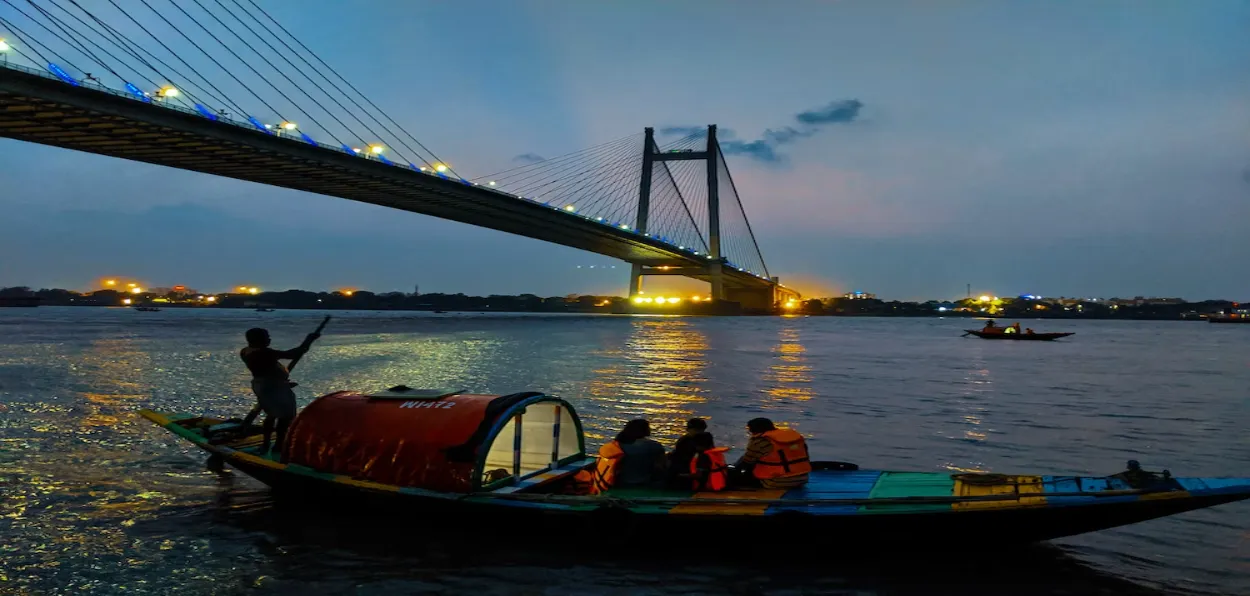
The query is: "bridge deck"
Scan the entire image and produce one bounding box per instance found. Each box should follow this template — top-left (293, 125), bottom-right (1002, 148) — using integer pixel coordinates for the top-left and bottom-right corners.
top-left (0, 65), bottom-right (772, 290)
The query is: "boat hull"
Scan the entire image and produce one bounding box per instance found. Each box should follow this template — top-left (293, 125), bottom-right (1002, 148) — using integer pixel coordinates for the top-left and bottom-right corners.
top-left (966, 330), bottom-right (1073, 340)
top-left (224, 452), bottom-right (1248, 547)
top-left (141, 410), bottom-right (1250, 548)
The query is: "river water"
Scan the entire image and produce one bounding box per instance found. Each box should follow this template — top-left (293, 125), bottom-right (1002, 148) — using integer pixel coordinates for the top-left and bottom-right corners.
top-left (1, 307), bottom-right (1248, 595)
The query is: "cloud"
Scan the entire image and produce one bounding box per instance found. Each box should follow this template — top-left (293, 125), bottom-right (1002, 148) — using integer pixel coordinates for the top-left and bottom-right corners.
top-left (661, 98), bottom-right (864, 164)
top-left (719, 140), bottom-right (779, 162)
top-left (795, 99), bottom-right (864, 125)
top-left (512, 153), bottom-right (545, 164)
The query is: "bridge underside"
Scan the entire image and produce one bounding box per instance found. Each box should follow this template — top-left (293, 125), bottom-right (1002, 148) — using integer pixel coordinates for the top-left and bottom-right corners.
top-left (0, 67), bottom-right (776, 292)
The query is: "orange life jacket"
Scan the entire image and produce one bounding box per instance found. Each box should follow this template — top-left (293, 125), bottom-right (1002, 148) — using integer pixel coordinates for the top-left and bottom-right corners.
top-left (690, 447), bottom-right (729, 491)
top-left (586, 440), bottom-right (625, 495)
top-left (751, 429), bottom-right (811, 480)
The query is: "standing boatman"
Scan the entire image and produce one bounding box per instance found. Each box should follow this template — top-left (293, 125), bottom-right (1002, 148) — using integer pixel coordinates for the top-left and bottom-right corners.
top-left (240, 327), bottom-right (320, 455)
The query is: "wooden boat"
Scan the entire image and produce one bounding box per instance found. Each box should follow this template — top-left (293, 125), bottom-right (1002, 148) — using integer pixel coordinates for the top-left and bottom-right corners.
top-left (965, 329), bottom-right (1073, 340)
top-left (134, 306), bottom-right (161, 312)
top-left (139, 387), bottom-right (1250, 547)
top-left (255, 308), bottom-right (275, 312)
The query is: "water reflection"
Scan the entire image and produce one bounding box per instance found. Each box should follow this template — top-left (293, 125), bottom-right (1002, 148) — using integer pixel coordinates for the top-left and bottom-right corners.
top-left (762, 323), bottom-right (814, 401)
top-left (942, 351), bottom-right (993, 473)
top-left (584, 318), bottom-right (709, 441)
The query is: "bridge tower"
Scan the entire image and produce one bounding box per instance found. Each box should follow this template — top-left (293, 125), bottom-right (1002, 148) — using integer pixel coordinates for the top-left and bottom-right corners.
top-left (629, 125), bottom-right (728, 301)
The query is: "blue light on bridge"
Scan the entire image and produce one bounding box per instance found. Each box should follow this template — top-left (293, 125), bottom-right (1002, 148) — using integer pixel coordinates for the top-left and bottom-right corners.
top-left (48, 64), bottom-right (77, 86)
top-left (377, 154), bottom-right (393, 166)
top-left (248, 117), bottom-right (273, 134)
top-left (194, 104), bottom-right (218, 120)
top-left (300, 133), bottom-right (317, 146)
top-left (125, 82), bottom-right (151, 102)
top-left (341, 144), bottom-right (354, 154)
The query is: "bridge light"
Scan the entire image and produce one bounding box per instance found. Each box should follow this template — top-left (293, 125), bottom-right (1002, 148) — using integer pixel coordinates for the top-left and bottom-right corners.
top-left (352, 147), bottom-right (362, 153)
top-left (596, 217), bottom-right (603, 221)
top-left (632, 296), bottom-right (645, 304)
top-left (369, 144), bottom-right (385, 154)
top-left (0, 39), bottom-right (10, 52)
top-left (564, 205), bottom-right (576, 213)
top-left (281, 121), bottom-right (297, 130)
top-left (488, 181), bottom-right (496, 186)
top-left (158, 86), bottom-right (179, 98)
top-left (434, 164), bottom-right (448, 173)
top-left (667, 297), bottom-right (681, 304)
top-left (619, 224), bottom-right (630, 230)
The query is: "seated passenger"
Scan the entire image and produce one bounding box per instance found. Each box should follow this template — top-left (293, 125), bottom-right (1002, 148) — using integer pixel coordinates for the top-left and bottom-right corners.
top-left (613, 419), bottom-right (667, 488)
top-left (982, 320), bottom-right (999, 332)
top-left (1025, 328), bottom-right (1035, 335)
top-left (732, 417), bottom-right (811, 489)
top-left (689, 432), bottom-right (729, 492)
top-left (667, 417), bottom-right (707, 487)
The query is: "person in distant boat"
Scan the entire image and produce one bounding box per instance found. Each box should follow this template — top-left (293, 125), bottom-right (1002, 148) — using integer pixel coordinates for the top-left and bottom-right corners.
top-left (689, 432), bottom-right (729, 492)
top-left (982, 320), bottom-right (999, 332)
top-left (240, 327), bottom-right (319, 455)
top-left (732, 417), bottom-right (811, 489)
top-left (1009, 322), bottom-right (1022, 334)
top-left (612, 419), bottom-right (668, 488)
top-left (667, 417), bottom-right (707, 487)
top-left (1025, 328), bottom-right (1035, 335)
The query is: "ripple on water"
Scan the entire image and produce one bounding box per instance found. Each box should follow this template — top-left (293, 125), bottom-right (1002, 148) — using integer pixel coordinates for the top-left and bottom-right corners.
top-left (1, 309), bottom-right (1248, 594)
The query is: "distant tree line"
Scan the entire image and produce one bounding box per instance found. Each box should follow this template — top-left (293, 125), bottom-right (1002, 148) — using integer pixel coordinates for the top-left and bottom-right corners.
top-left (0, 286), bottom-right (1240, 320)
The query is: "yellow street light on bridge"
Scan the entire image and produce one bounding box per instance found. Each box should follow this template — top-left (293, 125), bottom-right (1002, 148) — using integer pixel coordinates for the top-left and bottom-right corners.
top-left (434, 163), bottom-right (448, 173)
top-left (369, 144), bottom-right (385, 154)
top-left (281, 121), bottom-right (297, 131)
top-left (158, 86), bottom-right (179, 98)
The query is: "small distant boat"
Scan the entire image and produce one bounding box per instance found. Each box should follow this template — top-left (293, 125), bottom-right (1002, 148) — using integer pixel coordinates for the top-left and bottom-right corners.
top-left (965, 329), bottom-right (1073, 341)
top-left (1208, 316), bottom-right (1250, 324)
top-left (255, 308), bottom-right (275, 312)
top-left (434, 310), bottom-right (447, 314)
top-left (134, 306), bottom-right (160, 312)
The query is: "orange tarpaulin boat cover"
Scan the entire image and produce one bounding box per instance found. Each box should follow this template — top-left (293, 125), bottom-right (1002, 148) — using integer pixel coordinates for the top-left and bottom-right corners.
top-left (283, 391), bottom-right (507, 492)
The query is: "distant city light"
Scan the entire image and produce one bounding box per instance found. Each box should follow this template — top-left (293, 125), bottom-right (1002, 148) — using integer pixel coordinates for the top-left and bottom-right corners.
top-left (104, 279), bottom-right (116, 286)
top-left (130, 287), bottom-right (143, 294)
top-left (248, 287), bottom-right (259, 295)
top-left (205, 296), bottom-right (217, 302)
top-left (122, 298), bottom-right (132, 305)
top-left (978, 295), bottom-right (991, 303)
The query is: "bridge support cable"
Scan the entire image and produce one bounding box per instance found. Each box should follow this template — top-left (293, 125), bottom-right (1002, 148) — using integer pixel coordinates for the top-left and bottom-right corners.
top-left (47, 0), bottom-right (240, 113)
top-left (239, 0), bottom-right (456, 177)
top-left (195, 0), bottom-right (427, 167)
top-left (9, 0), bottom-right (227, 113)
top-left (715, 142), bottom-right (769, 279)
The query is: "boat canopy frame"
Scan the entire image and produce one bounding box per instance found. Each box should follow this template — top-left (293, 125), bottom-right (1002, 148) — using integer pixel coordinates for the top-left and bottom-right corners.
top-left (473, 394), bottom-right (587, 492)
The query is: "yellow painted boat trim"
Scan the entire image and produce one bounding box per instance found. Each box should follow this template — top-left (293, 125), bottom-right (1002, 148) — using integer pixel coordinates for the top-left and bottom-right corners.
top-left (953, 475), bottom-right (1048, 510)
top-left (335, 477), bottom-right (402, 493)
top-left (670, 489), bottom-right (786, 515)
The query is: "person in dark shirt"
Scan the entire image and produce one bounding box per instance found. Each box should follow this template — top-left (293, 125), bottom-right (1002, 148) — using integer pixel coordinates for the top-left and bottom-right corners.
top-left (667, 417), bottom-right (707, 487)
top-left (240, 327), bottom-right (318, 455)
top-left (613, 419), bottom-right (667, 487)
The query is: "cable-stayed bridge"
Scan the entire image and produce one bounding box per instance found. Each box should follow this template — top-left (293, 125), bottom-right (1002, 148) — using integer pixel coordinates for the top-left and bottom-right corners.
top-left (0, 0), bottom-right (797, 310)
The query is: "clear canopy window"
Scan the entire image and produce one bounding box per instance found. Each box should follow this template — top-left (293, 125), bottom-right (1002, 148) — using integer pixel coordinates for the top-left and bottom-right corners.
top-left (481, 401), bottom-right (580, 486)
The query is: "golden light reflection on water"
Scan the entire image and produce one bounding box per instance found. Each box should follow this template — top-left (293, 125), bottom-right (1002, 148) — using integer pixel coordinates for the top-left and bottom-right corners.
top-left (583, 318), bottom-right (709, 441)
top-left (762, 324), bottom-right (814, 401)
top-left (942, 355), bottom-right (994, 473)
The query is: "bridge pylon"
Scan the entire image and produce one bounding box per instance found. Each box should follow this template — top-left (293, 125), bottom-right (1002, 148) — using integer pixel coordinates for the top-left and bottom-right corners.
top-left (630, 124), bottom-right (729, 301)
